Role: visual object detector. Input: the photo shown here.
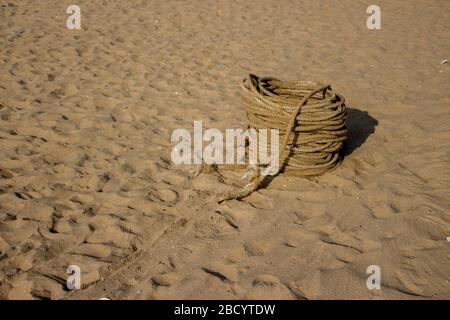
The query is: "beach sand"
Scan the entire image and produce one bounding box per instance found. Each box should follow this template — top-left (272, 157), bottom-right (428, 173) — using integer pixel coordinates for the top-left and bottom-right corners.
top-left (0, 0), bottom-right (449, 299)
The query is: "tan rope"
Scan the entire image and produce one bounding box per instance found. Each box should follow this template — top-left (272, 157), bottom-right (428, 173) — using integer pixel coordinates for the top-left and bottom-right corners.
top-left (198, 74), bottom-right (347, 202)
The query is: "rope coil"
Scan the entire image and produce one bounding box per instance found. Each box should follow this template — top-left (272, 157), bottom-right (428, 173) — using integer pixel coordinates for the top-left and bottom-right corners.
top-left (197, 74), bottom-right (347, 202)
top-left (242, 74), bottom-right (347, 176)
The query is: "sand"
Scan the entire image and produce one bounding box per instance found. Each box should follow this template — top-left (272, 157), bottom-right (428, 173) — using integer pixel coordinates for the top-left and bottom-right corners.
top-left (0, 0), bottom-right (449, 299)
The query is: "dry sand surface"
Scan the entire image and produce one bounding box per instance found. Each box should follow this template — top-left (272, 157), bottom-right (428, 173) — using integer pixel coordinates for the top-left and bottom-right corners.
top-left (0, 0), bottom-right (449, 299)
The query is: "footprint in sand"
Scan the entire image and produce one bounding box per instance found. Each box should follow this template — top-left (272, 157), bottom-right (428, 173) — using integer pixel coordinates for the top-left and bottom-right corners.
top-left (245, 274), bottom-right (293, 299)
top-left (227, 246), bottom-right (248, 263)
top-left (202, 262), bottom-right (238, 283)
top-left (147, 188), bottom-right (179, 205)
top-left (151, 272), bottom-right (179, 287)
top-left (244, 240), bottom-right (270, 257)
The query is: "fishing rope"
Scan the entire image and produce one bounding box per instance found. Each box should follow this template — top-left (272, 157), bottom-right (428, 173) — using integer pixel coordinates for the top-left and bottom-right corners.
top-left (197, 74), bottom-right (347, 202)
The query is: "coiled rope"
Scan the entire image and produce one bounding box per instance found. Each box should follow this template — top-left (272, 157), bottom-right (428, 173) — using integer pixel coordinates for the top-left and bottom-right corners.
top-left (198, 74), bottom-right (347, 202)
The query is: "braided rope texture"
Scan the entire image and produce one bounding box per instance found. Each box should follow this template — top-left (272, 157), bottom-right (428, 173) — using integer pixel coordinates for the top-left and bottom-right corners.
top-left (241, 74), bottom-right (348, 177)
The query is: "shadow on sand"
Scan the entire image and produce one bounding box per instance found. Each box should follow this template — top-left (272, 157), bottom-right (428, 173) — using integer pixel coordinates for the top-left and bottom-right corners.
top-left (342, 107), bottom-right (378, 157)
